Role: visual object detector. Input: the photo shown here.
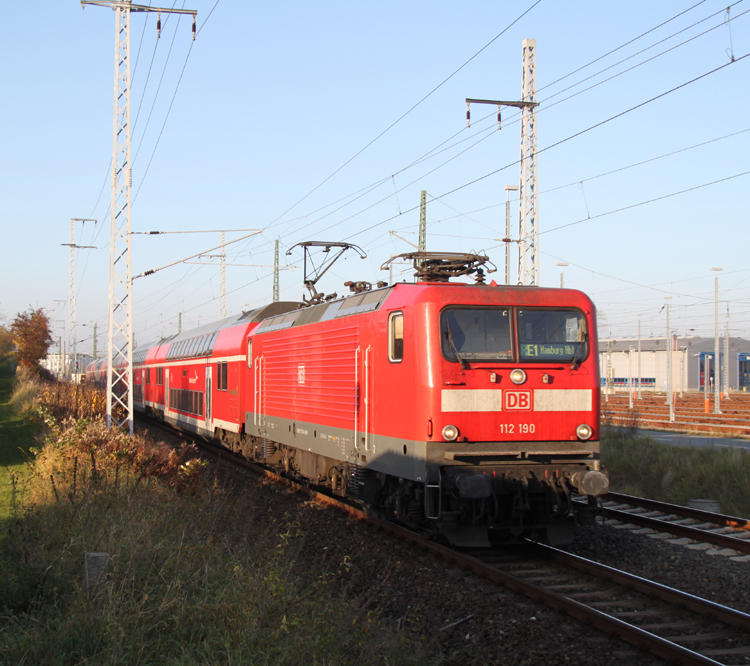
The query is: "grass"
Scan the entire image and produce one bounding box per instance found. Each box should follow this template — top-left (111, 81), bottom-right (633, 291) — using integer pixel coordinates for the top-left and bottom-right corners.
top-left (0, 386), bottom-right (425, 666)
top-left (0, 366), bottom-right (38, 523)
top-left (602, 425), bottom-right (750, 518)
top-left (6, 372), bottom-right (750, 662)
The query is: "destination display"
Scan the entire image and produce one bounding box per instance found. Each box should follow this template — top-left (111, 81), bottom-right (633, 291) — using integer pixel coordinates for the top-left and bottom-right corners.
top-left (520, 342), bottom-right (580, 359)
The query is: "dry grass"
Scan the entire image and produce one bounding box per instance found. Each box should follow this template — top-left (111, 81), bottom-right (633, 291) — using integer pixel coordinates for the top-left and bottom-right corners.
top-left (0, 410), bottom-right (422, 665)
top-left (39, 379), bottom-right (108, 421)
top-left (602, 427), bottom-right (750, 518)
top-left (8, 368), bottom-right (40, 418)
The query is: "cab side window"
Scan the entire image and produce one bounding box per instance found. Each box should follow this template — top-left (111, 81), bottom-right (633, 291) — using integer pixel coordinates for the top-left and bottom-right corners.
top-left (388, 312), bottom-right (404, 362)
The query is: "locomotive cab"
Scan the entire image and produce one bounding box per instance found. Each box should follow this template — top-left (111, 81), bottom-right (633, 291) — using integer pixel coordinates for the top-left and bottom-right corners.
top-left (428, 299), bottom-right (606, 545)
top-left (361, 253), bottom-right (608, 547)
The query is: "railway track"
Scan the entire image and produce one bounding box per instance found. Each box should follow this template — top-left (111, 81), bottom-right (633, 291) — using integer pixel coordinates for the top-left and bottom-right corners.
top-left (139, 419), bottom-right (750, 665)
top-left (573, 492), bottom-right (750, 559)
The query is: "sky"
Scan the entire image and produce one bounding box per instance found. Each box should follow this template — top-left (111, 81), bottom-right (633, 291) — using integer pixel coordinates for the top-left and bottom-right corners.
top-left (1, 0), bottom-right (749, 355)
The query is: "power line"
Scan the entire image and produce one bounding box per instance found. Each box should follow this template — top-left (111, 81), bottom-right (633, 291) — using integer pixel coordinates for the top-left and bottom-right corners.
top-left (540, 4), bottom-right (750, 113)
top-left (541, 169), bottom-right (750, 237)
top-left (265, 1), bottom-right (543, 228)
top-left (539, 0), bottom-right (709, 93)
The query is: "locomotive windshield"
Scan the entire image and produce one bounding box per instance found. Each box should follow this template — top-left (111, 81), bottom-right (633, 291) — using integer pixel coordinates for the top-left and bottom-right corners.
top-left (441, 308), bottom-right (513, 361)
top-left (440, 307), bottom-right (588, 364)
top-left (517, 308), bottom-right (588, 362)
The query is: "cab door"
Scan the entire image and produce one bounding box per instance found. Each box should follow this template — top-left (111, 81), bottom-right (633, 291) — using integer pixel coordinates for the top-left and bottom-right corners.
top-left (205, 365), bottom-right (212, 428)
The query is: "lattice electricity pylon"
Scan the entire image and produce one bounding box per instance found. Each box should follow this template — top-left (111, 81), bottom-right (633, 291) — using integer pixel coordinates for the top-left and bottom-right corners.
top-left (273, 239), bottom-right (280, 302)
top-left (64, 218), bottom-right (96, 381)
top-left (466, 88), bottom-right (539, 284)
top-left (82, 0), bottom-right (196, 433)
top-left (418, 190), bottom-right (427, 252)
top-left (518, 38), bottom-right (538, 286)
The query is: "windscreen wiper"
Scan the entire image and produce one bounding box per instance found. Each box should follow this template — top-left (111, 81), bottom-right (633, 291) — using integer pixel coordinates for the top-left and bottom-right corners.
top-left (570, 335), bottom-right (587, 370)
top-left (446, 327), bottom-right (467, 370)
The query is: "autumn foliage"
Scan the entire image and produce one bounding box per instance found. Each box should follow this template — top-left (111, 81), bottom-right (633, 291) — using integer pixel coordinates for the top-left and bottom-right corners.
top-left (10, 307), bottom-right (53, 372)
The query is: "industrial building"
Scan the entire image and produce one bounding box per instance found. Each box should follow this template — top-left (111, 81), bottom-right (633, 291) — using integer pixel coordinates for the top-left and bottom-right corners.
top-left (41, 352), bottom-right (93, 383)
top-left (598, 336), bottom-right (750, 394)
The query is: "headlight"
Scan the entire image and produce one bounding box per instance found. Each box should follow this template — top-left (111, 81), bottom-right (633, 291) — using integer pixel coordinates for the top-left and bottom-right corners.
top-left (442, 425), bottom-right (459, 441)
top-left (509, 369), bottom-right (527, 385)
top-left (576, 424), bottom-right (593, 440)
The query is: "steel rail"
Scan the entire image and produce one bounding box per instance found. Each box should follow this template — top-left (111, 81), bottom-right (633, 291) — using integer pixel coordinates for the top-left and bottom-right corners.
top-left (605, 492), bottom-right (750, 530)
top-left (537, 543), bottom-right (750, 630)
top-left (600, 506), bottom-right (750, 554)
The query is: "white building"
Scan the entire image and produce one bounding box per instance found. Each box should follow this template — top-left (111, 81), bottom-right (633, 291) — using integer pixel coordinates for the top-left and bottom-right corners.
top-left (41, 352), bottom-right (93, 383)
top-left (598, 336), bottom-right (750, 393)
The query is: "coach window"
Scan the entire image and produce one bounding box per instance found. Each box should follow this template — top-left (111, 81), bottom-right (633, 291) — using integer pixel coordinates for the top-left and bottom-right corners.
top-left (388, 312), bottom-right (404, 362)
top-left (247, 339), bottom-right (253, 369)
top-left (217, 361), bottom-right (228, 391)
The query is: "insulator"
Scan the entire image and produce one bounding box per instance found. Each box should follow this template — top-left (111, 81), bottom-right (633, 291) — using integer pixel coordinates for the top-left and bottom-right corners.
top-left (157, 12), bottom-right (161, 38)
top-left (497, 108), bottom-right (502, 129)
top-left (192, 16), bottom-right (196, 40)
top-left (466, 107), bottom-right (471, 127)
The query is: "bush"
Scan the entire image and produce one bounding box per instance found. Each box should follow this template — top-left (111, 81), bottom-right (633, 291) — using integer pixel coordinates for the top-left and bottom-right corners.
top-left (39, 380), bottom-right (108, 421)
top-left (0, 418), bottom-right (422, 665)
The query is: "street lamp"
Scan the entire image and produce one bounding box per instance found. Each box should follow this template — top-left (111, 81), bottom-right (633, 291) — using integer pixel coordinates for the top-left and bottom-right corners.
top-left (710, 267), bottom-right (722, 414)
top-left (628, 346), bottom-right (634, 409)
top-left (636, 314), bottom-right (642, 400)
top-left (555, 262), bottom-right (569, 288)
top-left (664, 296), bottom-right (672, 408)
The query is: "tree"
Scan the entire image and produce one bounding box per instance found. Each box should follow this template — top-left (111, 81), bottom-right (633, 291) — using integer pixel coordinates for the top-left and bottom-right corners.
top-left (0, 326), bottom-right (13, 365)
top-left (9, 308), bottom-right (53, 373)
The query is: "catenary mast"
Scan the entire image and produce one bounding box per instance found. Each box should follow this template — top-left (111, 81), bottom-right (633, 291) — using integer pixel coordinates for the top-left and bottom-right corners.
top-left (518, 38), bottom-right (538, 286)
top-left (81, 0), bottom-right (196, 433)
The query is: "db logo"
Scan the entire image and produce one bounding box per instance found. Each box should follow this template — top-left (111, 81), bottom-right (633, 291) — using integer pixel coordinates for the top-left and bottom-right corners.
top-left (505, 390), bottom-right (532, 410)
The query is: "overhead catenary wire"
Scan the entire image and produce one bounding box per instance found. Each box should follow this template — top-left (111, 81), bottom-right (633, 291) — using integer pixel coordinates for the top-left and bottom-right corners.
top-left (257, 2), bottom-right (750, 259)
top-left (263, 1), bottom-right (543, 229)
top-left (344, 52), bottom-right (750, 243)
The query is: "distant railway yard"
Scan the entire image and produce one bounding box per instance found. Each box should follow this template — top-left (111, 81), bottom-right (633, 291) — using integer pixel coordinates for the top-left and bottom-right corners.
top-left (602, 393), bottom-right (750, 439)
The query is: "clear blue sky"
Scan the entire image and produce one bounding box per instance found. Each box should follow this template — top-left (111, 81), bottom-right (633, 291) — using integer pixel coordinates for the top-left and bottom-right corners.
top-left (1, 0), bottom-right (748, 353)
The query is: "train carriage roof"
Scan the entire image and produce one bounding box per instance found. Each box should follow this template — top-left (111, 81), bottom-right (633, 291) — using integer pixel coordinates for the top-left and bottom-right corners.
top-left (132, 301), bottom-right (303, 363)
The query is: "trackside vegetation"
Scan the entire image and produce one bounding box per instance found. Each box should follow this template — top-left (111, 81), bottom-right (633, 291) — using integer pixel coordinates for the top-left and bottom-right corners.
top-left (601, 425), bottom-right (750, 518)
top-left (3, 366), bottom-right (749, 663)
top-left (0, 372), bottom-right (422, 665)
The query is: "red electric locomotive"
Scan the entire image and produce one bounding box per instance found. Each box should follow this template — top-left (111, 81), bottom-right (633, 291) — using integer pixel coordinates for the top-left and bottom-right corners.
top-left (87, 248), bottom-right (608, 546)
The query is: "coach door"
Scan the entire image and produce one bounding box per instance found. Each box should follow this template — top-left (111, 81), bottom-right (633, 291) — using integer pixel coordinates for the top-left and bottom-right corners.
top-left (205, 365), bottom-right (212, 427)
top-left (165, 369), bottom-right (170, 412)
